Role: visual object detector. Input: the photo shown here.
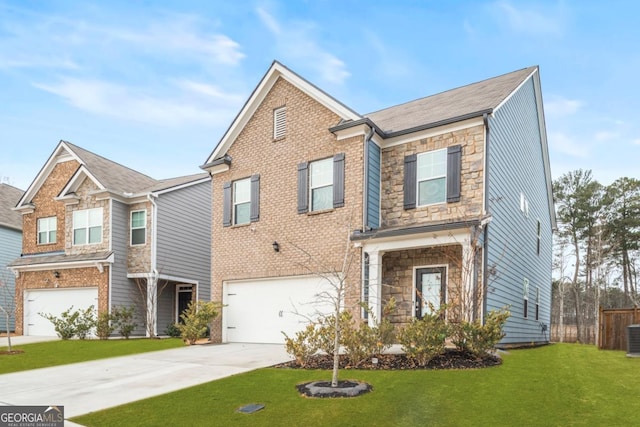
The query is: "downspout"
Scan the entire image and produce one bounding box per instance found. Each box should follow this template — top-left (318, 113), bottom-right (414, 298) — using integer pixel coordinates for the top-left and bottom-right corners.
top-left (147, 193), bottom-right (159, 336)
top-left (482, 113), bottom-right (490, 323)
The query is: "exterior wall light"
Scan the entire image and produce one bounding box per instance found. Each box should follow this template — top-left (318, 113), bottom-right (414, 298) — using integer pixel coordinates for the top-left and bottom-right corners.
top-left (272, 241), bottom-right (280, 253)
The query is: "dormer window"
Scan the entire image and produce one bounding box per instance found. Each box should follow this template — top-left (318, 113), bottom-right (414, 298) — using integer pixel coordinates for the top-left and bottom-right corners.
top-left (274, 106), bottom-right (286, 139)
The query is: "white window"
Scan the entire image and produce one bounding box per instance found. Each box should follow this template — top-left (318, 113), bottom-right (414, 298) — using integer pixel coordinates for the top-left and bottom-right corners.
top-left (274, 106), bottom-right (286, 139)
top-left (523, 278), bottom-right (529, 318)
top-left (131, 210), bottom-right (146, 245)
top-left (417, 149), bottom-right (447, 206)
top-left (310, 157), bottom-right (333, 211)
top-left (73, 208), bottom-right (103, 245)
top-left (233, 178), bottom-right (251, 225)
top-left (37, 216), bottom-right (57, 244)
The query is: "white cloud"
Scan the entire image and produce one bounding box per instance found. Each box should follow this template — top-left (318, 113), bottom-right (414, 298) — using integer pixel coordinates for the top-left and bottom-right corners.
top-left (491, 1), bottom-right (564, 36)
top-left (594, 131), bottom-right (619, 142)
top-left (255, 7), bottom-right (350, 85)
top-left (176, 80), bottom-right (244, 102)
top-left (33, 78), bottom-right (241, 127)
top-left (549, 131), bottom-right (589, 158)
top-left (545, 96), bottom-right (582, 117)
top-left (632, 139), bottom-right (640, 146)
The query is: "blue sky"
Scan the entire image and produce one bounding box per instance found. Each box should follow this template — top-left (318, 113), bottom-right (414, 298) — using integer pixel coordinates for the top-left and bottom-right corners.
top-left (1, 0), bottom-right (638, 191)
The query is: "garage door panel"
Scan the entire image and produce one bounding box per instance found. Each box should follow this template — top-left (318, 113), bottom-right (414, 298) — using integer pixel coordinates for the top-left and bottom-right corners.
top-left (224, 276), bottom-right (334, 344)
top-left (25, 288), bottom-right (98, 336)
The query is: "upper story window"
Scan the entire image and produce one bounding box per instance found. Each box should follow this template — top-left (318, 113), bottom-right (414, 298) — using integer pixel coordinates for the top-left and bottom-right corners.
top-left (233, 178), bottom-right (251, 225)
top-left (37, 216), bottom-right (57, 244)
top-left (222, 175), bottom-right (260, 227)
top-left (274, 106), bottom-right (286, 139)
top-left (403, 145), bottom-right (461, 210)
top-left (297, 153), bottom-right (345, 214)
top-left (131, 210), bottom-right (146, 246)
top-left (417, 149), bottom-right (447, 206)
top-left (73, 207), bottom-right (103, 245)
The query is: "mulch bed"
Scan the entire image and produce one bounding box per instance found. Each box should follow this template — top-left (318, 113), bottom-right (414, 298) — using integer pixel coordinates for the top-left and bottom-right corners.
top-left (277, 349), bottom-right (501, 370)
top-left (0, 350), bottom-right (24, 355)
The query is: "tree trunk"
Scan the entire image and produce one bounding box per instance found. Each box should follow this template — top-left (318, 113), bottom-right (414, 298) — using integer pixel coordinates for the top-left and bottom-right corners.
top-left (331, 312), bottom-right (340, 387)
top-left (559, 282), bottom-right (565, 343)
top-left (572, 234), bottom-right (582, 343)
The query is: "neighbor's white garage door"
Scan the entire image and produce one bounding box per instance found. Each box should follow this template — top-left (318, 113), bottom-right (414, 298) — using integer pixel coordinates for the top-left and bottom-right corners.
top-left (24, 288), bottom-right (98, 336)
top-left (224, 276), bottom-right (334, 344)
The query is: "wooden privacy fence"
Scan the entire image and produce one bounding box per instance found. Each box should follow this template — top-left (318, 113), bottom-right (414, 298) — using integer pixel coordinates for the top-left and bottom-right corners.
top-left (598, 307), bottom-right (640, 350)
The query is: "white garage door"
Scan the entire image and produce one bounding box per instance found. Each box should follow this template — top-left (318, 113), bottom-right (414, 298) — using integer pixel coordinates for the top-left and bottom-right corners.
top-left (24, 288), bottom-right (99, 336)
top-left (224, 276), bottom-right (334, 344)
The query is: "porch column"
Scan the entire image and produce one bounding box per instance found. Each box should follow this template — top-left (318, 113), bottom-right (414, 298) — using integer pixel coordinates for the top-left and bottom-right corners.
top-left (461, 242), bottom-right (474, 322)
top-left (367, 250), bottom-right (383, 327)
top-left (147, 273), bottom-right (158, 337)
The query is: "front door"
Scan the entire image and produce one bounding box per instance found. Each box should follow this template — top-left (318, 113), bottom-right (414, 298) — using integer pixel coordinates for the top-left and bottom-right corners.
top-left (176, 285), bottom-right (193, 323)
top-left (415, 267), bottom-right (446, 318)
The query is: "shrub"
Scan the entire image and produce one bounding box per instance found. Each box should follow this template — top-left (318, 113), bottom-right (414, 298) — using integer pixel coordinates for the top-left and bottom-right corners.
top-left (165, 322), bottom-right (181, 338)
top-left (40, 306), bottom-right (80, 340)
top-left (283, 323), bottom-right (320, 367)
top-left (398, 311), bottom-right (449, 367)
top-left (112, 306), bottom-right (137, 339)
top-left (75, 306), bottom-right (96, 339)
top-left (178, 301), bottom-right (220, 345)
top-left (452, 308), bottom-right (510, 356)
top-left (96, 311), bottom-right (115, 340)
top-left (342, 306), bottom-right (396, 367)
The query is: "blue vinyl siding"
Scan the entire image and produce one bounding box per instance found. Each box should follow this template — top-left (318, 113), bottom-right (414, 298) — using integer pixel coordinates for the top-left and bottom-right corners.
top-left (486, 76), bottom-right (553, 345)
top-left (0, 227), bottom-right (21, 331)
top-left (367, 140), bottom-right (381, 229)
top-left (155, 181), bottom-right (211, 303)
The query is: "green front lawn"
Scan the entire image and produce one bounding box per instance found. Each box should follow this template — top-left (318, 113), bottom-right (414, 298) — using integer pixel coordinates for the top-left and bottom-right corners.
top-left (0, 338), bottom-right (183, 374)
top-left (73, 344), bottom-right (640, 427)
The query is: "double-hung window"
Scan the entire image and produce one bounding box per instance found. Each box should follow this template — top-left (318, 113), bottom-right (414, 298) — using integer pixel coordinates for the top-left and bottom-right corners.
top-left (37, 216), bottom-right (57, 244)
top-left (297, 154), bottom-right (345, 214)
top-left (310, 158), bottom-right (334, 211)
top-left (233, 178), bottom-right (251, 225)
top-left (131, 210), bottom-right (146, 245)
top-left (417, 149), bottom-right (447, 206)
top-left (73, 208), bottom-right (103, 245)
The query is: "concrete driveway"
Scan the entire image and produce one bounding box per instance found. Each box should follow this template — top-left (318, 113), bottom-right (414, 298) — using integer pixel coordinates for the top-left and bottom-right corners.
top-left (0, 342), bottom-right (290, 422)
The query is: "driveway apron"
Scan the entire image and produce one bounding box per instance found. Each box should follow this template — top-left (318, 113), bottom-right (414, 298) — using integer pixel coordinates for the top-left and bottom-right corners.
top-left (0, 343), bottom-right (290, 419)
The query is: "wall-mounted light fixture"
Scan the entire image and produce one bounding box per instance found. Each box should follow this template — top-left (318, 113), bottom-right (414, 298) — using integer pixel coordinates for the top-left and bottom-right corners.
top-left (53, 271), bottom-right (60, 279)
top-left (272, 241), bottom-right (280, 253)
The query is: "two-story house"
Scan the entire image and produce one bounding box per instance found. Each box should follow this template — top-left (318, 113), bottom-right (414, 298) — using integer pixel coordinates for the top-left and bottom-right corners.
top-left (0, 183), bottom-right (24, 333)
top-left (202, 61), bottom-right (555, 346)
top-left (9, 141), bottom-right (211, 337)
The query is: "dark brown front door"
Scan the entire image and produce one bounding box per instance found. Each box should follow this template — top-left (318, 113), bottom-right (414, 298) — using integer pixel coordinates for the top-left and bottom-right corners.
top-left (177, 286), bottom-right (193, 323)
top-left (415, 267), bottom-right (446, 318)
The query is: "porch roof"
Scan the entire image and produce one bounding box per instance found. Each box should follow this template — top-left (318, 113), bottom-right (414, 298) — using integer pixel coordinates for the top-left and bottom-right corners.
top-left (351, 218), bottom-right (483, 242)
top-left (8, 250), bottom-right (114, 268)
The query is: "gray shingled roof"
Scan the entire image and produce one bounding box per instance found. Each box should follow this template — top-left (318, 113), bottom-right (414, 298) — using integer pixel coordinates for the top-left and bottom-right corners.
top-left (64, 141), bottom-right (158, 194)
top-left (364, 66), bottom-right (537, 135)
top-left (145, 172), bottom-right (210, 193)
top-left (0, 183), bottom-right (24, 231)
top-left (8, 250), bottom-right (113, 267)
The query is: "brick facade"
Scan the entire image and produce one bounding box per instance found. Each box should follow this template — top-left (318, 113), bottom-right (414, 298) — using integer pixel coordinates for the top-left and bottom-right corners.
top-left (210, 77), bottom-right (364, 341)
top-left (66, 178), bottom-right (110, 254)
top-left (14, 266), bottom-right (109, 334)
top-left (380, 125), bottom-right (485, 228)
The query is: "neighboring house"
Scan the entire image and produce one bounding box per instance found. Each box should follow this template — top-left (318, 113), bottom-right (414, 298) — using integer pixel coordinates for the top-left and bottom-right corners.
top-left (201, 61), bottom-right (555, 347)
top-left (9, 141), bottom-right (211, 336)
top-left (0, 184), bottom-right (24, 332)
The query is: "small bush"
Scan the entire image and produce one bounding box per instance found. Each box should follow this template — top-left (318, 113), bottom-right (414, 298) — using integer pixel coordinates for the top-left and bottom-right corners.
top-left (75, 306), bottom-right (96, 339)
top-left (283, 323), bottom-right (320, 367)
top-left (40, 306), bottom-right (80, 340)
top-left (178, 301), bottom-right (220, 345)
top-left (452, 308), bottom-right (510, 356)
top-left (96, 311), bottom-right (115, 340)
top-left (315, 311), bottom-right (352, 356)
top-left (112, 306), bottom-right (137, 339)
top-left (165, 322), bottom-right (181, 338)
top-left (398, 311), bottom-right (449, 367)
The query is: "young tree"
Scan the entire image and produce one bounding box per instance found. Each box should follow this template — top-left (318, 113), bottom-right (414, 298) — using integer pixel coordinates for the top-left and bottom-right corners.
top-left (0, 274), bottom-right (15, 352)
top-left (132, 273), bottom-right (170, 338)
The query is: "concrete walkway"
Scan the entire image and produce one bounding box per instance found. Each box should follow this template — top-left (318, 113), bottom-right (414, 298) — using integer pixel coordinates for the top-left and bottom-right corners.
top-left (0, 342), bottom-right (290, 424)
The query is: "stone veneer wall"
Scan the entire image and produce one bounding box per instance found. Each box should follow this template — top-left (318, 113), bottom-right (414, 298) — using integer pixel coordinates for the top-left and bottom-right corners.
top-left (14, 266), bottom-right (109, 334)
top-left (380, 125), bottom-right (485, 228)
top-left (127, 201), bottom-right (152, 273)
top-left (65, 179), bottom-right (110, 255)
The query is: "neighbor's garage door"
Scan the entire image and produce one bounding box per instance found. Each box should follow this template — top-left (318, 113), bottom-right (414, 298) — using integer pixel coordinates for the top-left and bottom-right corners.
top-left (224, 276), bottom-right (333, 344)
top-left (24, 288), bottom-right (98, 336)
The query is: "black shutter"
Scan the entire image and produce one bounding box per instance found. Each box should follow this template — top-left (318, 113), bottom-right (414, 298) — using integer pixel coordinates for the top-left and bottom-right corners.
top-left (222, 181), bottom-right (232, 227)
top-left (250, 174), bottom-right (260, 222)
top-left (333, 153), bottom-right (345, 208)
top-left (297, 162), bottom-right (309, 214)
top-left (403, 154), bottom-right (417, 210)
top-left (447, 145), bottom-right (462, 203)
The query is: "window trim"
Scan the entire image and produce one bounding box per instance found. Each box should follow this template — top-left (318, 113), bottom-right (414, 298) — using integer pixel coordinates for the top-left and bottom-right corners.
top-left (72, 207), bottom-right (103, 246)
top-left (130, 209), bottom-right (147, 246)
top-left (416, 148), bottom-right (447, 207)
top-left (523, 278), bottom-right (529, 318)
top-left (309, 157), bottom-right (334, 212)
top-left (37, 216), bottom-right (57, 245)
top-left (232, 178), bottom-right (251, 226)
